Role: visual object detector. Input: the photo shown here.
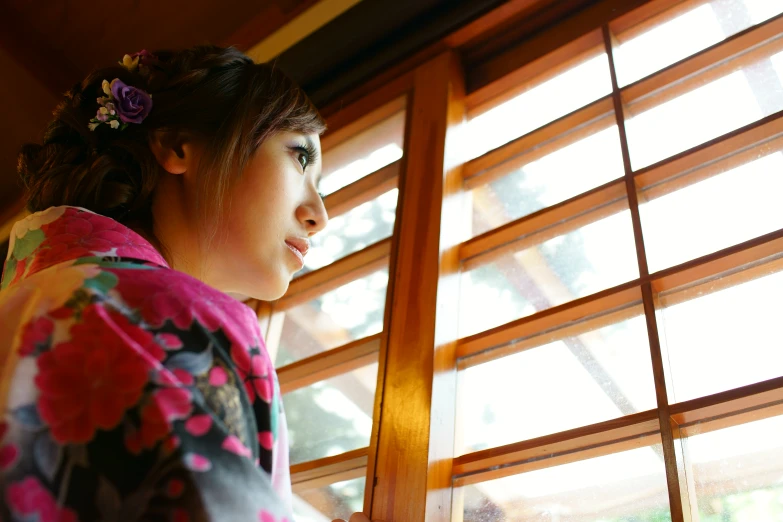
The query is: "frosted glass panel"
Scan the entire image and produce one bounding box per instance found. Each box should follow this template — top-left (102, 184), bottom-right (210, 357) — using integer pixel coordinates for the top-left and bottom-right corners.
top-left (641, 146), bottom-right (783, 272)
top-left (459, 443), bottom-right (671, 521)
top-left (470, 125), bottom-right (624, 237)
top-left (614, 0), bottom-right (783, 86)
top-left (458, 315), bottom-right (656, 454)
top-left (626, 48), bottom-right (783, 169)
top-left (285, 364), bottom-right (377, 464)
top-left (275, 269), bottom-right (388, 367)
top-left (462, 54), bottom-right (612, 161)
top-left (459, 210), bottom-right (638, 337)
top-left (658, 269), bottom-right (783, 403)
top-left (294, 477), bottom-right (365, 522)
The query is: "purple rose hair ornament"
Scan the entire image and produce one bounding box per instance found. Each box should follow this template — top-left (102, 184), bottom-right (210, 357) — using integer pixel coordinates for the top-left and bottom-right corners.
top-left (89, 78), bottom-right (152, 132)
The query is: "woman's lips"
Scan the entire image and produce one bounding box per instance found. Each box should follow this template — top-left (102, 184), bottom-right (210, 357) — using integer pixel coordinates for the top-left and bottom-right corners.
top-left (285, 238), bottom-right (309, 267)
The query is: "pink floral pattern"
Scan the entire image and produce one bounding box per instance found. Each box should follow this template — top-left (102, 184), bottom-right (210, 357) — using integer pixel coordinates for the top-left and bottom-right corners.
top-left (0, 207), bottom-right (291, 520)
top-left (183, 452), bottom-right (212, 472)
top-left (209, 366), bottom-right (228, 386)
top-left (258, 431), bottom-right (274, 451)
top-left (28, 209), bottom-right (166, 275)
top-left (35, 304), bottom-right (164, 444)
top-left (114, 263), bottom-right (260, 348)
top-left (0, 423), bottom-right (17, 471)
top-left (18, 316), bottom-right (54, 356)
top-left (222, 434), bottom-right (253, 458)
top-left (231, 344), bottom-right (273, 403)
top-left (127, 387), bottom-right (195, 452)
top-left (6, 476), bottom-right (78, 522)
top-left (259, 510), bottom-right (290, 522)
top-left (166, 478), bottom-right (185, 498)
top-left (184, 414), bottom-right (212, 436)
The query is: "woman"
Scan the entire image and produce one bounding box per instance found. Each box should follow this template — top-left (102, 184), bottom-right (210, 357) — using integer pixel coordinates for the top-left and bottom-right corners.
top-left (0, 45), bottom-right (375, 522)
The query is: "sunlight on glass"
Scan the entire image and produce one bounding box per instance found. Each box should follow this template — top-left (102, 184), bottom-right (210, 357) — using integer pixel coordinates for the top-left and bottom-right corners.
top-left (626, 48), bottom-right (783, 169)
top-left (641, 149), bottom-right (783, 272)
top-left (470, 125), bottom-right (624, 237)
top-left (614, 1), bottom-right (783, 86)
top-left (459, 444), bottom-right (671, 521)
top-left (615, 5), bottom-right (724, 86)
top-left (299, 189), bottom-right (398, 276)
top-left (457, 315), bottom-right (656, 454)
top-left (293, 477), bottom-right (365, 522)
top-left (274, 269), bottom-right (388, 367)
top-left (284, 363), bottom-right (377, 464)
top-left (459, 210), bottom-right (638, 338)
top-left (681, 414), bottom-right (783, 522)
top-left (658, 269), bottom-right (783, 403)
top-left (319, 110), bottom-right (405, 195)
top-left (461, 54), bottom-right (611, 161)
top-left (319, 144), bottom-right (403, 195)
top-left (745, 0), bottom-right (783, 24)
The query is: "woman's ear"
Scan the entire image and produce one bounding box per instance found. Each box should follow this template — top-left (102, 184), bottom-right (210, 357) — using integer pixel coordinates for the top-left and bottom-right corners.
top-left (148, 130), bottom-right (197, 175)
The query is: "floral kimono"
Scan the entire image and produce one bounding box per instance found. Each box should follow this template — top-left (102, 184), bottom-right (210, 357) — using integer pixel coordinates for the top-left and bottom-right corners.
top-left (0, 206), bottom-right (292, 521)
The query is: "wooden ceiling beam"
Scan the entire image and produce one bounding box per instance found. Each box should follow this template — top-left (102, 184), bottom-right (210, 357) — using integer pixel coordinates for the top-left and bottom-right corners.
top-left (0, 7), bottom-right (79, 98)
top-left (317, 0), bottom-right (646, 116)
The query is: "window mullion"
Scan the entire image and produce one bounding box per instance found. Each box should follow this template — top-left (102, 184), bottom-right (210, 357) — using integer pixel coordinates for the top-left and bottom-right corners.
top-left (604, 23), bottom-right (689, 522)
top-left (369, 50), bottom-right (465, 522)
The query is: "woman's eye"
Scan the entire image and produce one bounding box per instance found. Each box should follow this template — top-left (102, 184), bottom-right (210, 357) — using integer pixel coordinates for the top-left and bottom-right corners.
top-left (292, 143), bottom-right (318, 172)
top-left (297, 151), bottom-right (309, 171)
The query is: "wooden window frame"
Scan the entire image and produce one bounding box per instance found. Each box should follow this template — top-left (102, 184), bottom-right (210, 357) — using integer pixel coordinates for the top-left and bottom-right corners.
top-left (251, 0), bottom-right (783, 520)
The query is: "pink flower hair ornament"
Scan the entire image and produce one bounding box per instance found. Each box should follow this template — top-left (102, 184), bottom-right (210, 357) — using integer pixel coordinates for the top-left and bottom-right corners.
top-left (89, 51), bottom-right (154, 132)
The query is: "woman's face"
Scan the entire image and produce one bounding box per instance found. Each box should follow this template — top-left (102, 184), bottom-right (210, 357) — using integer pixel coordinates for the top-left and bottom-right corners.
top-left (207, 130), bottom-right (328, 300)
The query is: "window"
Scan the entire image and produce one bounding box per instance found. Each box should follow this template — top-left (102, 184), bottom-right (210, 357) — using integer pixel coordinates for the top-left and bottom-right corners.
top-left (258, 99), bottom-right (406, 521)
top-left (254, 1), bottom-right (783, 520)
top-left (448, 1), bottom-right (783, 521)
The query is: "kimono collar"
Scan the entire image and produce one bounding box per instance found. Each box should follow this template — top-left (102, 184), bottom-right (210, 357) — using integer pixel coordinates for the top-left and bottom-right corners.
top-left (1, 206), bottom-right (169, 290)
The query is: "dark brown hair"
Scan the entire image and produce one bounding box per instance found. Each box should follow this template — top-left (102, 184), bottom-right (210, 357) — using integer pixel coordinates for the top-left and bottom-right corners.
top-left (18, 45), bottom-right (325, 247)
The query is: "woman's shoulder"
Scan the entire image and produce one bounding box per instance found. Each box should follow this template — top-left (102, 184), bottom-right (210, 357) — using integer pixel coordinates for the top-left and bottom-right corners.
top-left (1, 258), bottom-right (262, 360)
top-left (102, 261), bottom-right (261, 346)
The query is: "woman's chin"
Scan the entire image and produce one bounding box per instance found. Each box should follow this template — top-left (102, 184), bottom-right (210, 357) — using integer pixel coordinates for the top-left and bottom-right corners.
top-left (248, 275), bottom-right (290, 302)
top-left (217, 264), bottom-right (292, 302)
top-left (224, 291), bottom-right (251, 301)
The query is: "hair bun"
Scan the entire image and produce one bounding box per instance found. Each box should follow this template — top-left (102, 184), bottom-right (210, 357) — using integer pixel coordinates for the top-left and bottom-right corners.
top-left (19, 82), bottom-right (158, 219)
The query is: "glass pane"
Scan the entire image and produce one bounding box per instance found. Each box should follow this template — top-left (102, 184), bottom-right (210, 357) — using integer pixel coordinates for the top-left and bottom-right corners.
top-left (457, 315), bottom-right (657, 454)
top-left (284, 363), bottom-right (377, 464)
top-left (680, 413), bottom-right (783, 521)
top-left (275, 269), bottom-right (388, 367)
top-left (319, 111), bottom-right (405, 196)
top-left (614, 0), bottom-right (783, 86)
top-left (459, 210), bottom-right (639, 338)
top-left (462, 53), bottom-right (612, 161)
top-left (641, 146), bottom-right (783, 272)
top-left (294, 477), bottom-right (366, 522)
top-left (459, 443), bottom-right (671, 521)
top-left (658, 269), bottom-right (783, 403)
top-left (625, 45), bottom-right (783, 170)
top-left (470, 124), bottom-right (624, 237)
top-left (301, 189), bottom-right (398, 276)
